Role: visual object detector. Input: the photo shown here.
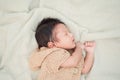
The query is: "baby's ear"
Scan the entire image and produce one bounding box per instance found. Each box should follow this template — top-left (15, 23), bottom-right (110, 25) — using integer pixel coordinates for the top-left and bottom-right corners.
top-left (47, 42), bottom-right (54, 48)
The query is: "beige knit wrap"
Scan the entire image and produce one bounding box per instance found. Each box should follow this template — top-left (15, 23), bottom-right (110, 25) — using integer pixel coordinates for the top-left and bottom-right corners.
top-left (29, 47), bottom-right (84, 80)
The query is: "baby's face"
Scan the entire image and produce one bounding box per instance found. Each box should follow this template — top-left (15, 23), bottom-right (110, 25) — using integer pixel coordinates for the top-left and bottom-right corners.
top-left (52, 23), bottom-right (75, 49)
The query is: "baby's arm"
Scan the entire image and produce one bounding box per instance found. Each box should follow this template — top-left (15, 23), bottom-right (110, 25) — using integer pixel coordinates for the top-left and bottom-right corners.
top-left (60, 42), bottom-right (83, 68)
top-left (82, 41), bottom-right (96, 74)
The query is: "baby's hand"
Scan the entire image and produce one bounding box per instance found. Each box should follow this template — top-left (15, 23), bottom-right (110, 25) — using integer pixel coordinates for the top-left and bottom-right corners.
top-left (76, 41), bottom-right (85, 49)
top-left (74, 41), bottom-right (82, 51)
top-left (84, 41), bottom-right (96, 54)
top-left (75, 41), bottom-right (82, 48)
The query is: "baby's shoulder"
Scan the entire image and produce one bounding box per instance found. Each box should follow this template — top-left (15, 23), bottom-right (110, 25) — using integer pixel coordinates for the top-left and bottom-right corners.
top-left (50, 48), bottom-right (70, 56)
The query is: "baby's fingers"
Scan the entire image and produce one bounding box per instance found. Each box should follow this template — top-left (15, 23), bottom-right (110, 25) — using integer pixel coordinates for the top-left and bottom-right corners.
top-left (84, 41), bottom-right (95, 47)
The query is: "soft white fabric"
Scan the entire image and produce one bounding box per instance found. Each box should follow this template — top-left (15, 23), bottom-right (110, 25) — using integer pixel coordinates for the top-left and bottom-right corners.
top-left (0, 0), bottom-right (32, 12)
top-left (40, 0), bottom-right (120, 32)
top-left (85, 39), bottom-right (120, 80)
top-left (0, 69), bottom-right (13, 80)
top-left (29, 0), bottom-right (40, 10)
top-left (0, 0), bottom-right (120, 80)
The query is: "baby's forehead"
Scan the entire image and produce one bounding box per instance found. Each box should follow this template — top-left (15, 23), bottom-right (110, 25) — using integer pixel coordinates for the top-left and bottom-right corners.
top-left (52, 23), bottom-right (69, 38)
top-left (54, 23), bottom-right (70, 32)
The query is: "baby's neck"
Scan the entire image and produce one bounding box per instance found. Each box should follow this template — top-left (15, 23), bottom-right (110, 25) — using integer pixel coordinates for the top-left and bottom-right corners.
top-left (67, 48), bottom-right (75, 55)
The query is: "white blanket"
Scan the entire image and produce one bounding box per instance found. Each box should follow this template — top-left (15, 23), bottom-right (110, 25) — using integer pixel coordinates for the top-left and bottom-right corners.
top-left (0, 0), bottom-right (120, 80)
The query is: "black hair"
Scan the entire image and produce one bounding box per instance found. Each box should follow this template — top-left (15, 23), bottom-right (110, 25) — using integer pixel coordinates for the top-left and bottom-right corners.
top-left (35, 17), bottom-right (64, 49)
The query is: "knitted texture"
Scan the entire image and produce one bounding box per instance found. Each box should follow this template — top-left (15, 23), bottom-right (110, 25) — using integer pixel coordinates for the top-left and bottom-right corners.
top-left (29, 47), bottom-right (84, 80)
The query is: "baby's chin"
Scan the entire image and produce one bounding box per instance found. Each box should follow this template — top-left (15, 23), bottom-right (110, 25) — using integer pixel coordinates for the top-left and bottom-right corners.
top-left (69, 44), bottom-right (76, 49)
top-left (72, 44), bottom-right (76, 49)
top-left (64, 45), bottom-right (75, 50)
